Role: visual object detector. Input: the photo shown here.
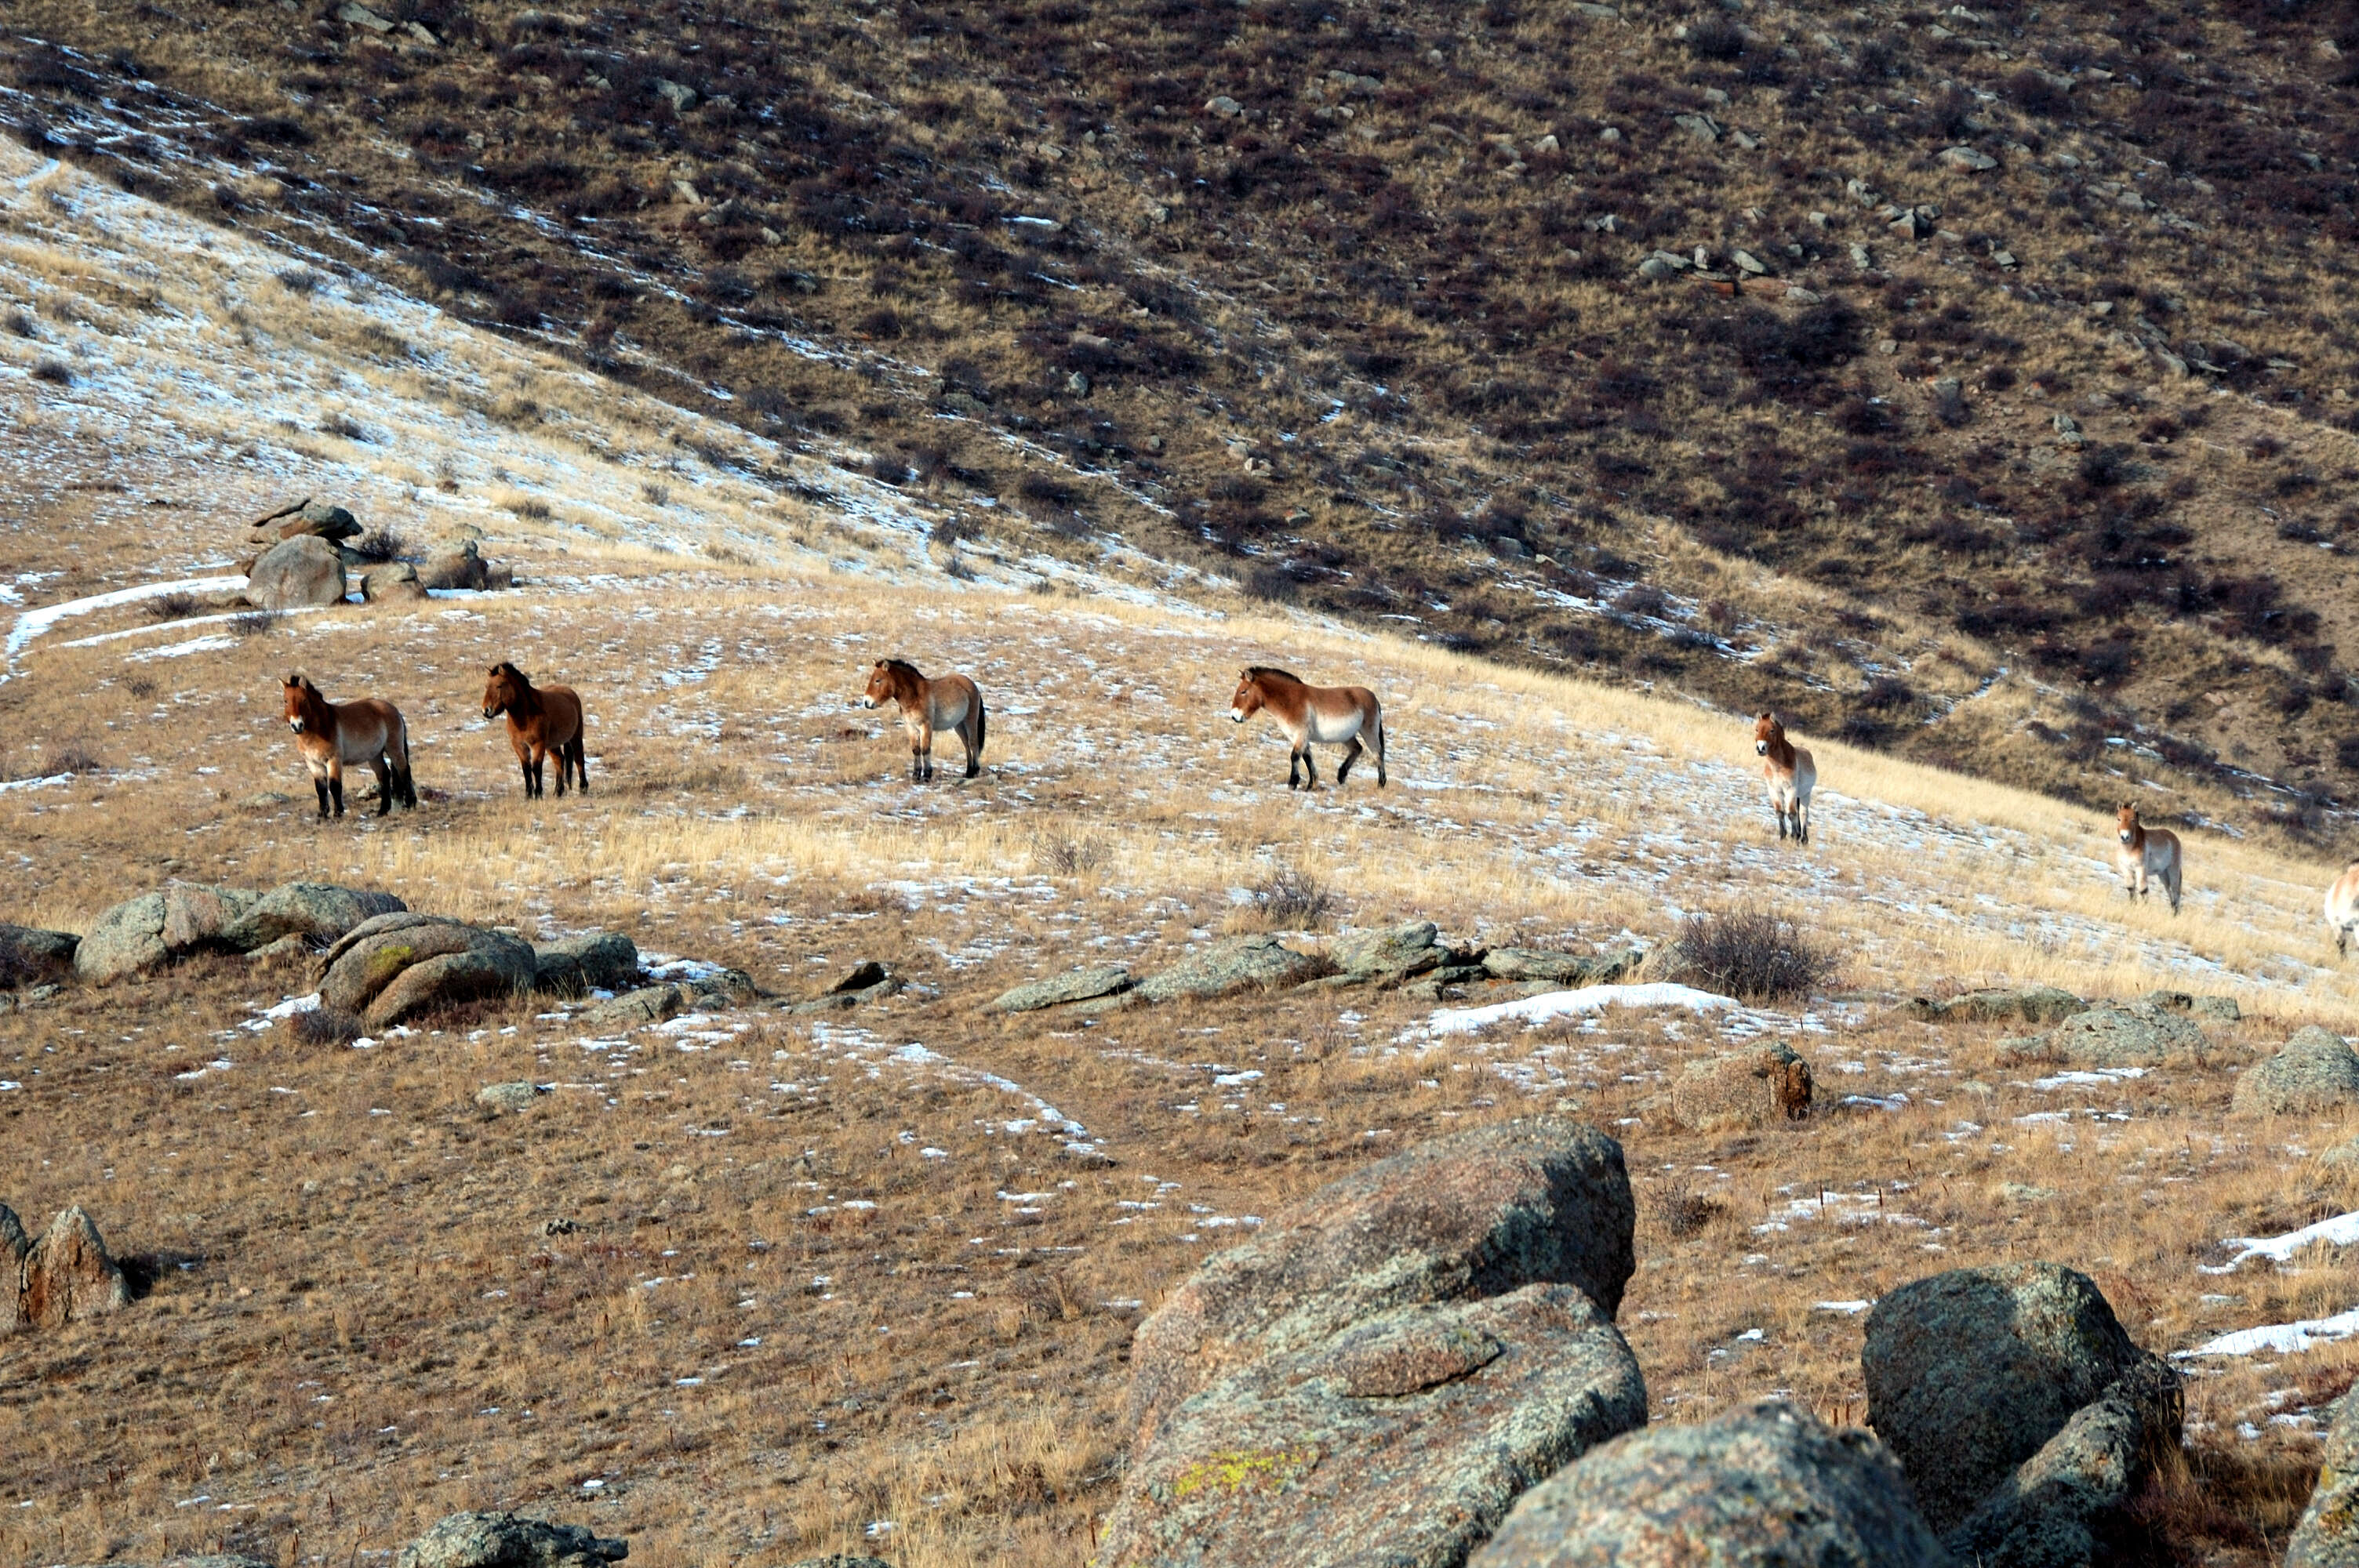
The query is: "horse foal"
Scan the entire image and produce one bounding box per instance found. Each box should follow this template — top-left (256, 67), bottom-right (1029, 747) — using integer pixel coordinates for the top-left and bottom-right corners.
top-left (863, 659), bottom-right (986, 782)
top-left (282, 673), bottom-right (416, 818)
top-left (1753, 711), bottom-right (1816, 843)
top-left (2114, 802), bottom-right (2183, 915)
top-left (482, 662), bottom-right (587, 799)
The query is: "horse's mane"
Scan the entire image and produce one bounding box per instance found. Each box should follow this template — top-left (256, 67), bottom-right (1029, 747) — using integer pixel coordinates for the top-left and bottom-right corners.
top-left (1245, 666), bottom-right (1301, 684)
top-left (879, 657), bottom-right (923, 680)
top-left (492, 660), bottom-right (525, 681)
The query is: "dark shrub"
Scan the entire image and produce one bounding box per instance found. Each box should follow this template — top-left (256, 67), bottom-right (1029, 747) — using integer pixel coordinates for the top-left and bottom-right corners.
top-left (1666, 906), bottom-right (1836, 1002)
top-left (1248, 865), bottom-right (1339, 929)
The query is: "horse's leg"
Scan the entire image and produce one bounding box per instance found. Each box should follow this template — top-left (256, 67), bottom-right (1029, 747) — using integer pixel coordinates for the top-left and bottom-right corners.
top-left (1299, 745), bottom-right (1320, 789)
top-left (371, 757), bottom-right (394, 815)
top-left (961, 712), bottom-right (980, 779)
top-left (571, 738), bottom-right (589, 794)
top-left (328, 757), bottom-right (346, 818)
top-left (1337, 735), bottom-right (1363, 785)
top-left (311, 768), bottom-right (331, 819)
top-left (1797, 796), bottom-right (1809, 844)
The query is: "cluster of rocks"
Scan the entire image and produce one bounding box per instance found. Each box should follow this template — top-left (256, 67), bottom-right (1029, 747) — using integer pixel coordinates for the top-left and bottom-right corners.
top-left (68, 880), bottom-right (407, 982)
top-left (88, 1511), bottom-right (924, 1568)
top-left (1096, 1119), bottom-right (2194, 1566)
top-left (30, 879), bottom-right (721, 1033)
top-left (2, 1202), bottom-right (131, 1331)
top-left (236, 498), bottom-right (511, 610)
top-left (988, 922), bottom-right (1641, 1015)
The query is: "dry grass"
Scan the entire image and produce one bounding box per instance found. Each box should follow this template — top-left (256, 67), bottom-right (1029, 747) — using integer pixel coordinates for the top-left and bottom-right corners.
top-left (9, 74), bottom-right (2359, 1568)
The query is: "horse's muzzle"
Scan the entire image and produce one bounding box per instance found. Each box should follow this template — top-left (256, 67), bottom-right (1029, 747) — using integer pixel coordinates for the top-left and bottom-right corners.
top-left (1229, 709), bottom-right (1245, 723)
top-left (860, 695), bottom-right (878, 710)
top-left (482, 706), bottom-right (498, 720)
top-left (1754, 741), bottom-right (1768, 755)
top-left (288, 718), bottom-right (305, 733)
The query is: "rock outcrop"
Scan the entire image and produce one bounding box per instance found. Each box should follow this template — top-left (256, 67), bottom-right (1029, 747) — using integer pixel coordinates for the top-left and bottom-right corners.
top-left (75, 884), bottom-right (264, 983)
top-left (317, 913), bottom-right (537, 1028)
top-left (1906, 986), bottom-right (2085, 1025)
top-left (393, 1511), bottom-right (627, 1568)
top-left (2023, 1001), bottom-right (2212, 1067)
top-left (1099, 1284), bottom-right (1646, 1568)
top-left (1943, 1353), bottom-right (2183, 1568)
top-left (1127, 1116), bottom-right (1634, 1446)
top-left (1328, 920), bottom-right (1445, 979)
top-left (20, 1205), bottom-right (132, 1327)
top-left (533, 932), bottom-right (642, 996)
top-left (1670, 1042), bottom-right (1813, 1131)
top-left (989, 964), bottom-right (1133, 1012)
top-left (246, 534), bottom-right (350, 608)
top-left (362, 561), bottom-right (428, 604)
top-left (1, 1202), bottom-right (26, 1331)
top-left (1863, 1262), bottom-right (2156, 1534)
top-left (1134, 934), bottom-right (1332, 1002)
top-left (1470, 1399), bottom-right (1954, 1567)
top-left (220, 882), bottom-right (405, 953)
top-left (1481, 946), bottom-right (1643, 986)
top-left (2231, 1025), bottom-right (2359, 1116)
top-left (0, 924), bottom-right (78, 987)
top-left (477, 1081), bottom-right (543, 1114)
top-left (2290, 1378), bottom-right (2359, 1566)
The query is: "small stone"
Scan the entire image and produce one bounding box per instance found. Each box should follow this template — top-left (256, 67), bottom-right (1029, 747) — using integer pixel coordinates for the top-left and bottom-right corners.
top-left (247, 535), bottom-right (350, 609)
top-left (1136, 935), bottom-right (1331, 1002)
top-left (1205, 96), bottom-right (1244, 118)
top-left (653, 79), bottom-right (697, 113)
top-left (1329, 920), bottom-right (1443, 978)
top-left (1066, 371), bottom-right (1092, 397)
top-left (1672, 113), bottom-right (1721, 143)
top-left (477, 1081), bottom-right (543, 1114)
top-left (533, 933), bottom-right (641, 996)
top-left (362, 561), bottom-right (426, 604)
top-left (1729, 249), bottom-right (1768, 274)
top-left (0, 924), bottom-right (78, 988)
top-left (337, 1), bottom-right (394, 30)
top-left (1851, 241), bottom-right (1874, 267)
top-left (1942, 144), bottom-right (1999, 172)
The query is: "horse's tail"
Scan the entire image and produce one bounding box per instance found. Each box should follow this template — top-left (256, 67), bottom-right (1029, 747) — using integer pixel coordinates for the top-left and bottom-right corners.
top-left (974, 698), bottom-right (987, 760)
top-left (388, 710), bottom-right (418, 806)
top-left (1372, 710), bottom-right (1387, 788)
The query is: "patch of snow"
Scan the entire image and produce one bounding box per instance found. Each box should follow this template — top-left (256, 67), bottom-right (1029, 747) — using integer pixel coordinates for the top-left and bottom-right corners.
top-left (2181, 1306), bottom-right (2359, 1358)
top-left (2201, 1210), bottom-right (2359, 1274)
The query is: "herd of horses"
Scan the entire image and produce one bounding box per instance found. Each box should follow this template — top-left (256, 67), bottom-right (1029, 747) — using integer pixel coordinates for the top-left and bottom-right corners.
top-left (278, 662), bottom-right (2359, 959)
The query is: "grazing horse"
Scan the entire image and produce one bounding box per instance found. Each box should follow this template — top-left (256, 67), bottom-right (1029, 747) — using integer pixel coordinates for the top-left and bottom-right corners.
top-left (862, 658), bottom-right (985, 781)
top-left (482, 661), bottom-right (587, 799)
top-left (1753, 711), bottom-right (1816, 843)
top-left (2115, 802), bottom-right (2183, 915)
top-left (280, 673), bottom-right (416, 818)
top-left (1229, 667), bottom-right (1386, 789)
top-left (2327, 862), bottom-right (2359, 958)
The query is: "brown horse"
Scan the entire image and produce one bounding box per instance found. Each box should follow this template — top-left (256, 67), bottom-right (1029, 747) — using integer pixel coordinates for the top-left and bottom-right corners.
top-left (1754, 711), bottom-right (1816, 843)
top-left (482, 662), bottom-right (587, 799)
top-left (1230, 666), bottom-right (1386, 789)
top-left (280, 673), bottom-right (416, 818)
top-left (2115, 802), bottom-right (2183, 914)
top-left (862, 658), bottom-right (985, 781)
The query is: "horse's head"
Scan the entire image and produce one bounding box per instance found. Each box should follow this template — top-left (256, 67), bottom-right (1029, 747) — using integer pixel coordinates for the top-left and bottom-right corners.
top-left (863, 659), bottom-right (897, 710)
top-left (1754, 710), bottom-right (1781, 756)
top-left (482, 662), bottom-right (524, 720)
top-left (2117, 802), bottom-right (2142, 844)
top-left (1229, 670), bottom-right (1266, 724)
top-left (282, 673), bottom-right (315, 733)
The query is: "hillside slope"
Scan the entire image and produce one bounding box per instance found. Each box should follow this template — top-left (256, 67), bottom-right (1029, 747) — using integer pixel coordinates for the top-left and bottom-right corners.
top-left (10, 0), bottom-right (2359, 848)
top-left (9, 132), bottom-right (2359, 1567)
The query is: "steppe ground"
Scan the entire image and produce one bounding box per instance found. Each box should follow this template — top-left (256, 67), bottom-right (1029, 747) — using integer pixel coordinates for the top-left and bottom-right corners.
top-left (7, 143), bottom-right (2359, 1568)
